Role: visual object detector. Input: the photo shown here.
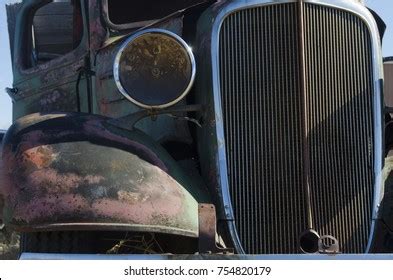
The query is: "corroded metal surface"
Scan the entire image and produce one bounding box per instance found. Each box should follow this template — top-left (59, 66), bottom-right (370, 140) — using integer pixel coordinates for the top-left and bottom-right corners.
top-left (198, 204), bottom-right (217, 253)
top-left (1, 113), bottom-right (199, 237)
top-left (198, 203), bottom-right (232, 253)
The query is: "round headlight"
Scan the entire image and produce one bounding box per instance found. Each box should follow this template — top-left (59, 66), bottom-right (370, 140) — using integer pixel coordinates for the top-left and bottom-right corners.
top-left (114, 29), bottom-right (196, 109)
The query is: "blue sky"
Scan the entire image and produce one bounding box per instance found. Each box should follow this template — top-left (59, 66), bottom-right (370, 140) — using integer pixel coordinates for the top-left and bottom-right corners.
top-left (0, 0), bottom-right (13, 129)
top-left (0, 0), bottom-right (392, 129)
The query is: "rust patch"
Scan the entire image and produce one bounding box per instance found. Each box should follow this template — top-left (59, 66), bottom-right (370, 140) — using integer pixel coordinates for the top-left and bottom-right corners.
top-left (21, 146), bottom-right (56, 169)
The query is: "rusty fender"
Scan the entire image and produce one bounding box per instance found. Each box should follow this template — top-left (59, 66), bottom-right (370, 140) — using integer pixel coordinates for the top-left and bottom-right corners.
top-left (0, 113), bottom-right (200, 237)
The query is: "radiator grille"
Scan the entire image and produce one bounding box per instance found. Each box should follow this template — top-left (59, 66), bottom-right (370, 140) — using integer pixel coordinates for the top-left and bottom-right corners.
top-left (219, 3), bottom-right (374, 254)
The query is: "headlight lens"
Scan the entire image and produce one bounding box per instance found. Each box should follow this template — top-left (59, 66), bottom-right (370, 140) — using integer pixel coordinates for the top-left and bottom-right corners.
top-left (114, 29), bottom-right (196, 109)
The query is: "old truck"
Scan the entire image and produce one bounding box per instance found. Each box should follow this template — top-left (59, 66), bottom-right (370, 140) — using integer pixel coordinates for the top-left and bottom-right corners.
top-left (1, 0), bottom-right (393, 257)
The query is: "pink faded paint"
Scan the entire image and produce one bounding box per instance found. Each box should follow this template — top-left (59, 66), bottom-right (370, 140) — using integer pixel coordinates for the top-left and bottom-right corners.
top-left (26, 168), bottom-right (104, 194)
top-left (12, 194), bottom-right (89, 223)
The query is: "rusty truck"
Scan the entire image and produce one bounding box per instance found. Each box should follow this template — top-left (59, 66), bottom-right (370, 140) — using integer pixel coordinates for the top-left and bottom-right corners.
top-left (1, 0), bottom-right (393, 257)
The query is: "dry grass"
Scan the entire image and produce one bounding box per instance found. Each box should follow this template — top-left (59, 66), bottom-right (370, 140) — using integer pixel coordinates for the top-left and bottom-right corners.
top-left (106, 233), bottom-right (164, 254)
top-left (0, 228), bottom-right (19, 260)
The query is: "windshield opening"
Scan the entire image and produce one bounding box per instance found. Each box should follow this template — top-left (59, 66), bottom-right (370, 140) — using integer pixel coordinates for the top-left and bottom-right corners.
top-left (106, 0), bottom-right (207, 27)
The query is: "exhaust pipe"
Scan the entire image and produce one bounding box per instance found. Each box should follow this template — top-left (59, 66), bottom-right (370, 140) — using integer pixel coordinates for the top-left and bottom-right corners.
top-left (299, 229), bottom-right (320, 254)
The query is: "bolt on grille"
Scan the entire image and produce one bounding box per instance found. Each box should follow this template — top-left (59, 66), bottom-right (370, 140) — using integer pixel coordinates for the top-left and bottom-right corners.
top-left (219, 3), bottom-right (374, 254)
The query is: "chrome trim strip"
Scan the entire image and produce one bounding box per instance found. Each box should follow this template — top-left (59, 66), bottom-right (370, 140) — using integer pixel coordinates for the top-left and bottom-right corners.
top-left (113, 28), bottom-right (196, 110)
top-left (209, 0), bottom-right (383, 253)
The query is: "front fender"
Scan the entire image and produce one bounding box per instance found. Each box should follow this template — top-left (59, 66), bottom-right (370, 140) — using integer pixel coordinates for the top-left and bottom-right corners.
top-left (0, 113), bottom-right (205, 237)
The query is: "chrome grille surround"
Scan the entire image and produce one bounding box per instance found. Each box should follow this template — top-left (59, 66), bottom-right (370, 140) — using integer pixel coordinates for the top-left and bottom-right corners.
top-left (207, 0), bottom-right (383, 254)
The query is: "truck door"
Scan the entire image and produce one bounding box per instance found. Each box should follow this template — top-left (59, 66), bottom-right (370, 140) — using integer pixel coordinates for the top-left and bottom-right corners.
top-left (7, 0), bottom-right (90, 120)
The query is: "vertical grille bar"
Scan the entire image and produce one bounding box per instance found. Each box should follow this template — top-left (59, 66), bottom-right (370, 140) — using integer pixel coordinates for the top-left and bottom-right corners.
top-left (219, 3), bottom-right (374, 254)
